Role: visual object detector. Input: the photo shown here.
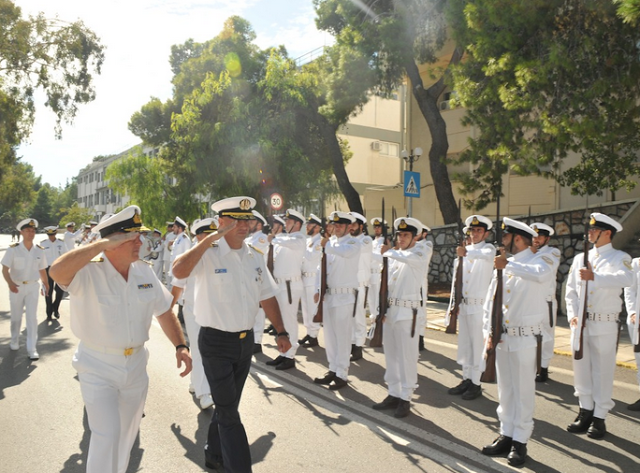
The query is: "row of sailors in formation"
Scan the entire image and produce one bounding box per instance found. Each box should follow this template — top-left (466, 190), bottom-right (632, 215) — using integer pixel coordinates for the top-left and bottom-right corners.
top-left (5, 207), bottom-right (640, 467)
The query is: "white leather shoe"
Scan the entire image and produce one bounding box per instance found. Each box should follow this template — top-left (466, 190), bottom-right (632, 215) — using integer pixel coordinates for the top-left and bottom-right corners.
top-left (29, 351), bottom-right (39, 360)
top-left (10, 342), bottom-right (19, 351)
top-left (188, 384), bottom-right (195, 394)
top-left (199, 394), bottom-right (214, 410)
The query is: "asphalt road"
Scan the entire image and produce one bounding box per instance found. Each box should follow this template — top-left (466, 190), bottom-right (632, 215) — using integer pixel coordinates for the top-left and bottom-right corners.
top-left (1, 234), bottom-right (639, 473)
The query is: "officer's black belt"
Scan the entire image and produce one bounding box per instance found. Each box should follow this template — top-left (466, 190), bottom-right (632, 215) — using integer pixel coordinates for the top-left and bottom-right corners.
top-left (203, 327), bottom-right (253, 339)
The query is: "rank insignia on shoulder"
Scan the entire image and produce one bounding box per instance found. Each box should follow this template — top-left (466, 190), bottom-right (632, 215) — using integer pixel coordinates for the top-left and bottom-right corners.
top-left (624, 260), bottom-right (632, 270)
top-left (210, 242), bottom-right (219, 247)
top-left (90, 256), bottom-right (104, 263)
top-left (347, 240), bottom-right (356, 245)
top-left (137, 283), bottom-right (154, 289)
top-left (249, 244), bottom-right (264, 255)
top-left (10, 243), bottom-right (19, 248)
top-left (552, 249), bottom-right (561, 258)
top-left (542, 256), bottom-right (553, 265)
top-left (141, 260), bottom-right (154, 266)
top-left (258, 237), bottom-right (266, 244)
top-left (36, 244), bottom-right (44, 249)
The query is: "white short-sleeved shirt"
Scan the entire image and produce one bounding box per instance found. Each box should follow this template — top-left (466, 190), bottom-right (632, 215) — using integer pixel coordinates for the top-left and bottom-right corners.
top-left (66, 255), bottom-right (172, 349)
top-left (192, 237), bottom-right (278, 332)
top-left (40, 238), bottom-right (67, 267)
top-left (1, 242), bottom-right (47, 281)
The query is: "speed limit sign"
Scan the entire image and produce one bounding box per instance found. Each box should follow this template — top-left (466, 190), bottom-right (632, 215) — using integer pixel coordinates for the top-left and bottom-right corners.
top-left (270, 193), bottom-right (284, 210)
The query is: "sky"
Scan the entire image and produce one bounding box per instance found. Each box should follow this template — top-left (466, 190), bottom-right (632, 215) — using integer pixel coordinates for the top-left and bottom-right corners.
top-left (15, 0), bottom-right (334, 188)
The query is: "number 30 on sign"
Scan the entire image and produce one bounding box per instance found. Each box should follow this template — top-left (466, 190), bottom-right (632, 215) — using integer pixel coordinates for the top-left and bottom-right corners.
top-left (270, 193), bottom-right (283, 210)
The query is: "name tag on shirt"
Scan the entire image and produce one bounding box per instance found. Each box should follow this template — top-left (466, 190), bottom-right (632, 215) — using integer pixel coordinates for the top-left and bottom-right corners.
top-left (215, 269), bottom-right (227, 274)
top-left (138, 283), bottom-right (154, 289)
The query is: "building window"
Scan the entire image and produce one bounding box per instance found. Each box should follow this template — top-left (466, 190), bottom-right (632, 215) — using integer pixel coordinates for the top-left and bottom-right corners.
top-left (88, 195), bottom-right (93, 206)
top-left (378, 141), bottom-right (399, 157)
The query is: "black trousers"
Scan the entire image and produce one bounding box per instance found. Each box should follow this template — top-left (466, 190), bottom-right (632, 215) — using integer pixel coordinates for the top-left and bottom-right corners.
top-left (199, 327), bottom-right (254, 473)
top-left (45, 267), bottom-right (64, 316)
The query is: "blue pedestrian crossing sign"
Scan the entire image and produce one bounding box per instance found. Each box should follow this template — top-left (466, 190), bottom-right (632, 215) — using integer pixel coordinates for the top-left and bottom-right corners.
top-left (404, 171), bottom-right (420, 197)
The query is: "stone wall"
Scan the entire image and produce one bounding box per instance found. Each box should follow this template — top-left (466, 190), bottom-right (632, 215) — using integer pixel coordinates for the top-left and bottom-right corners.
top-left (426, 200), bottom-right (637, 301)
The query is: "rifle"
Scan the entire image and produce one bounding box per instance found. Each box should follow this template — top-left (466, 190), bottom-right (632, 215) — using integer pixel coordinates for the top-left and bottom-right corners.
top-left (481, 194), bottom-right (502, 383)
top-left (635, 314), bottom-right (640, 353)
top-left (267, 217), bottom-right (275, 276)
top-left (573, 204), bottom-right (590, 360)
top-left (369, 199), bottom-right (388, 347)
top-left (312, 217), bottom-right (327, 324)
top-left (446, 200), bottom-right (464, 334)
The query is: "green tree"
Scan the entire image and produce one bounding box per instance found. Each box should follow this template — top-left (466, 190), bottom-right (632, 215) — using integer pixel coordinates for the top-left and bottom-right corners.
top-left (616, 0), bottom-right (640, 24)
top-left (314, 0), bottom-right (462, 223)
top-left (31, 184), bottom-right (55, 227)
top-left (0, 159), bottom-right (38, 227)
top-left (0, 0), bottom-right (104, 180)
top-left (57, 202), bottom-right (92, 229)
top-left (448, 0), bottom-right (640, 209)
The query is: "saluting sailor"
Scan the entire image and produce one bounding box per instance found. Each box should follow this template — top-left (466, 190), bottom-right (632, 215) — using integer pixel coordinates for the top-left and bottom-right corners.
top-left (565, 212), bottom-right (633, 439)
top-left (371, 217), bottom-right (430, 418)
top-left (448, 215), bottom-right (496, 400)
top-left (265, 209), bottom-right (306, 370)
top-left (313, 211), bottom-right (360, 390)
top-left (529, 222), bottom-right (561, 382)
top-left (1, 218), bottom-right (49, 360)
top-left (40, 226), bottom-right (67, 320)
top-left (63, 222), bottom-right (83, 251)
top-left (299, 214), bottom-right (323, 348)
top-left (349, 212), bottom-right (372, 362)
top-left (49, 206), bottom-right (191, 473)
top-left (481, 218), bottom-right (551, 466)
top-left (172, 196), bottom-right (290, 473)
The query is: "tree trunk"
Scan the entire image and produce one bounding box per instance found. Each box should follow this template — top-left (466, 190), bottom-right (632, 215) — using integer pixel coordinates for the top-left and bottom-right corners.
top-left (313, 112), bottom-right (364, 214)
top-left (404, 47), bottom-right (464, 225)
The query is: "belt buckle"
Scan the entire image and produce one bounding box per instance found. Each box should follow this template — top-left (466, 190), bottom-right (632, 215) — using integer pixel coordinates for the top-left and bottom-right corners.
top-left (124, 347), bottom-right (134, 356)
top-left (239, 332), bottom-right (247, 339)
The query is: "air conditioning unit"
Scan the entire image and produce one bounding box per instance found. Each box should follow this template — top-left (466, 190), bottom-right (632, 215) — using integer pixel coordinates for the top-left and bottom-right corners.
top-left (439, 100), bottom-right (451, 111)
top-left (371, 141), bottom-right (381, 151)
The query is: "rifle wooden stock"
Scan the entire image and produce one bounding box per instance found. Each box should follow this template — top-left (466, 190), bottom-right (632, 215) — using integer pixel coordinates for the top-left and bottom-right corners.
top-left (312, 248), bottom-right (327, 323)
top-left (446, 253), bottom-right (463, 334)
top-left (481, 268), bottom-right (502, 384)
top-left (369, 256), bottom-right (388, 348)
top-left (634, 323), bottom-right (640, 353)
top-left (267, 242), bottom-right (274, 276)
top-left (574, 227), bottom-right (590, 360)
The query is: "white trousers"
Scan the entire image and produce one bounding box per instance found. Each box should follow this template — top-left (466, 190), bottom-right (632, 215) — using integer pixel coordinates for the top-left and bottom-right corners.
top-left (352, 285), bottom-right (368, 347)
top-left (496, 341), bottom-right (537, 443)
top-left (383, 319), bottom-right (421, 401)
top-left (252, 307), bottom-right (265, 344)
top-left (627, 322), bottom-right (640, 392)
top-left (9, 282), bottom-right (39, 354)
top-left (572, 326), bottom-right (617, 418)
top-left (541, 299), bottom-right (557, 368)
top-left (275, 285), bottom-right (302, 359)
top-left (456, 307), bottom-right (484, 385)
top-left (73, 344), bottom-right (149, 473)
top-left (300, 283), bottom-right (321, 338)
top-left (183, 306), bottom-right (209, 398)
top-left (368, 280), bottom-right (380, 318)
top-left (324, 304), bottom-right (354, 380)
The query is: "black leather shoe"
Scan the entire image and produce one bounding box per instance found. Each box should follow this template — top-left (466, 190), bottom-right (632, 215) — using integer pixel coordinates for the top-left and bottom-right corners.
top-left (462, 383), bottom-right (482, 400)
top-left (351, 345), bottom-right (363, 361)
top-left (298, 335), bottom-right (310, 345)
top-left (507, 441), bottom-right (527, 466)
top-left (329, 376), bottom-right (348, 390)
top-left (301, 336), bottom-right (319, 348)
top-left (481, 435), bottom-right (513, 456)
top-left (587, 417), bottom-right (606, 439)
top-left (253, 343), bottom-right (262, 354)
top-left (448, 379), bottom-right (472, 395)
top-left (394, 400), bottom-right (411, 418)
top-left (567, 408), bottom-right (594, 433)
top-left (314, 371), bottom-right (336, 385)
top-left (205, 456), bottom-right (224, 471)
top-left (264, 324), bottom-right (275, 334)
top-left (275, 358), bottom-right (295, 370)
top-left (54, 311), bottom-right (60, 319)
top-left (535, 367), bottom-right (548, 382)
top-left (372, 395), bottom-right (401, 410)
top-left (266, 355), bottom-right (285, 366)
top-left (628, 398), bottom-right (640, 411)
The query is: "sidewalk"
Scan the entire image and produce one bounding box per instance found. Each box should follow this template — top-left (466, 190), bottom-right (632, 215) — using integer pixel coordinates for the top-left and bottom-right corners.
top-left (424, 299), bottom-right (638, 370)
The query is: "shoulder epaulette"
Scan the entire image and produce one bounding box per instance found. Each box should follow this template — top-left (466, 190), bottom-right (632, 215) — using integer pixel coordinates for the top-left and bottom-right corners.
top-left (9, 243), bottom-right (19, 247)
top-left (36, 244), bottom-right (45, 249)
top-left (249, 244), bottom-right (264, 255)
top-left (211, 242), bottom-right (219, 248)
top-left (140, 259), bottom-right (154, 266)
top-left (90, 256), bottom-right (104, 263)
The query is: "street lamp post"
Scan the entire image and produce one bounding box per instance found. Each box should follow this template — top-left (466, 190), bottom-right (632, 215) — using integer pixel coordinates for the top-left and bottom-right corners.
top-left (401, 147), bottom-right (422, 217)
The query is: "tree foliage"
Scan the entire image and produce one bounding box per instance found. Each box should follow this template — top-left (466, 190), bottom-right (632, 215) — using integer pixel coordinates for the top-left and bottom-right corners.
top-left (449, 0), bottom-right (640, 209)
top-left (0, 159), bottom-right (37, 228)
top-left (0, 0), bottom-right (105, 181)
top-left (615, 0), bottom-right (640, 24)
top-left (314, 0), bottom-right (461, 223)
top-left (129, 17), bottom-right (343, 214)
